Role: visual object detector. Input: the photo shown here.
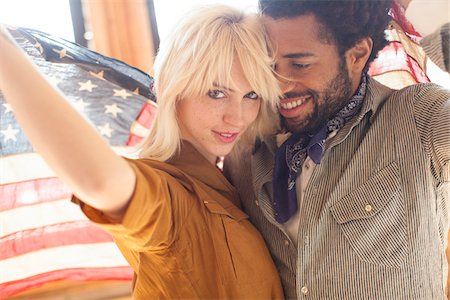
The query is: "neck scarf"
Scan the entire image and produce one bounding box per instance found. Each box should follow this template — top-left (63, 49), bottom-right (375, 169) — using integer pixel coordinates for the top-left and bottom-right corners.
top-left (272, 74), bottom-right (367, 223)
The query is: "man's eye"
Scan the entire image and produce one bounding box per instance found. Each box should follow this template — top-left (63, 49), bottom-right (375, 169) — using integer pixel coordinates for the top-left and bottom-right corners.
top-left (245, 91), bottom-right (259, 100)
top-left (208, 89), bottom-right (226, 99)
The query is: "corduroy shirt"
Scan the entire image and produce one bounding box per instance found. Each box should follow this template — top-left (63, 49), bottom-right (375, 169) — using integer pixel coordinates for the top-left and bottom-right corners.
top-left (73, 142), bottom-right (284, 299)
top-left (226, 78), bottom-right (450, 299)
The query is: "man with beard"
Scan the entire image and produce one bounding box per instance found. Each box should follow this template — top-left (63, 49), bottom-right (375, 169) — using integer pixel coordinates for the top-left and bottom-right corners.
top-left (225, 0), bottom-right (450, 299)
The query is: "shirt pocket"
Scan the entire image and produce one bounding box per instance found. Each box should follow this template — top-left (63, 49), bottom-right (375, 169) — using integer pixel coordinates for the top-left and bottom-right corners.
top-left (204, 201), bottom-right (271, 284)
top-left (329, 161), bottom-right (408, 267)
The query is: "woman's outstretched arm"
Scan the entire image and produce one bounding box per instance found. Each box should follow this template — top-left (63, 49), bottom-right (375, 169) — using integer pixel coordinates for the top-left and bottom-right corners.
top-left (0, 27), bottom-right (135, 218)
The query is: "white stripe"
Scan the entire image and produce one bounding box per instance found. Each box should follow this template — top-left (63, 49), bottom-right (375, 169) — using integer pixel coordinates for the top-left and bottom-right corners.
top-left (0, 147), bottom-right (138, 185)
top-left (131, 121), bottom-right (151, 137)
top-left (0, 153), bottom-right (55, 185)
top-left (0, 198), bottom-right (86, 237)
top-left (0, 242), bottom-right (129, 283)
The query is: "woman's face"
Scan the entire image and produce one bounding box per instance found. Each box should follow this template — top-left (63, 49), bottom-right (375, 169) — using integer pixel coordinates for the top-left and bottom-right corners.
top-left (177, 61), bottom-right (261, 164)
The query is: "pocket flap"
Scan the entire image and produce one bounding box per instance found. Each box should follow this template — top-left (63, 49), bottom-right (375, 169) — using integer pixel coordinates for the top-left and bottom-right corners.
top-left (330, 161), bottom-right (400, 224)
top-left (203, 201), bottom-right (248, 221)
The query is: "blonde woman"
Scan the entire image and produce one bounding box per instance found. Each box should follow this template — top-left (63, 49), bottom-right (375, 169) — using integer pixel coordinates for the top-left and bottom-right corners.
top-left (0, 5), bottom-right (284, 299)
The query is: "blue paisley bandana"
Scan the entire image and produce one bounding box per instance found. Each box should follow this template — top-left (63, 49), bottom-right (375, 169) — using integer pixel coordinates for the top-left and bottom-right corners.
top-left (273, 74), bottom-right (367, 223)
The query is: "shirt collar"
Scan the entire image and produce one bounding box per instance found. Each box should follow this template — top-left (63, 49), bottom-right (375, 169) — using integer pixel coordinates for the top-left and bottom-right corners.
top-left (167, 140), bottom-right (239, 201)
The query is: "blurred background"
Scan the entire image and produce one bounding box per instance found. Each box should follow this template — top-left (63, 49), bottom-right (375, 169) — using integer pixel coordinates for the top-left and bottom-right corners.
top-left (0, 1), bottom-right (448, 299)
top-left (0, 0), bottom-right (259, 76)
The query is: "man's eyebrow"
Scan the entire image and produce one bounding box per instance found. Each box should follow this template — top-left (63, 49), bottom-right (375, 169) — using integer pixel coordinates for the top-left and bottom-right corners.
top-left (213, 82), bottom-right (235, 92)
top-left (283, 52), bottom-right (315, 59)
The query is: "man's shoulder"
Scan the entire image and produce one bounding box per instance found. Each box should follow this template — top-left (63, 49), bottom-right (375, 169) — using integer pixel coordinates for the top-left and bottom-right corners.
top-left (380, 82), bottom-right (450, 116)
top-left (389, 82), bottom-right (449, 103)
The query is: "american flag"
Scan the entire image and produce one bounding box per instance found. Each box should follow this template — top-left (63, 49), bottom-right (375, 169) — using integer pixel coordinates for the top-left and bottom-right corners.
top-left (0, 3), bottom-right (433, 297)
top-left (0, 26), bottom-right (157, 298)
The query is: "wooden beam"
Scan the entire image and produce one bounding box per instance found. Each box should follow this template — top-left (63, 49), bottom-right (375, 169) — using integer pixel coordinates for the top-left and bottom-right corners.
top-left (83, 0), bottom-right (156, 75)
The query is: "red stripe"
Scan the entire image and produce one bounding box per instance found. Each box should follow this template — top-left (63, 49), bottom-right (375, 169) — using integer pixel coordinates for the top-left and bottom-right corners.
top-left (0, 267), bottom-right (133, 298)
top-left (127, 102), bottom-right (157, 146)
top-left (0, 177), bottom-right (71, 211)
top-left (136, 101), bottom-right (157, 128)
top-left (369, 41), bottom-right (429, 83)
top-left (0, 221), bottom-right (113, 260)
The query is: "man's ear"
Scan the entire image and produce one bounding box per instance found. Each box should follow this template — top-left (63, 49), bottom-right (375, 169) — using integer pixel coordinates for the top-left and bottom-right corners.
top-left (345, 37), bottom-right (373, 76)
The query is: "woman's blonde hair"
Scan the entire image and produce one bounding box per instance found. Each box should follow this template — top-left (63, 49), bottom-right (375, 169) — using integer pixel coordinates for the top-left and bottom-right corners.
top-left (139, 5), bottom-right (280, 161)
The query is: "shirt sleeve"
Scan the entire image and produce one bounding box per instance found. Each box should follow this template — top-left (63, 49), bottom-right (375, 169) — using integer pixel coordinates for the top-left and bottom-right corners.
top-left (420, 23), bottom-right (450, 73)
top-left (72, 158), bottom-right (191, 251)
top-left (413, 83), bottom-right (450, 182)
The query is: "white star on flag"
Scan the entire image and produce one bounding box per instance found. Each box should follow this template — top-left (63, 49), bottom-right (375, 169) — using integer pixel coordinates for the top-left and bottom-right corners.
top-left (78, 80), bottom-right (98, 92)
top-left (90, 70), bottom-right (105, 81)
top-left (48, 77), bottom-right (62, 87)
top-left (52, 48), bottom-right (73, 59)
top-left (1, 124), bottom-right (20, 142)
top-left (113, 89), bottom-right (132, 100)
top-left (105, 103), bottom-right (123, 118)
top-left (2, 103), bottom-right (12, 114)
top-left (98, 123), bottom-right (114, 138)
top-left (33, 41), bottom-right (43, 54)
top-left (73, 99), bottom-right (90, 112)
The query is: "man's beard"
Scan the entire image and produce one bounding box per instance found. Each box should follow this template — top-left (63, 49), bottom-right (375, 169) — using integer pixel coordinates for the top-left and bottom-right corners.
top-left (283, 59), bottom-right (353, 135)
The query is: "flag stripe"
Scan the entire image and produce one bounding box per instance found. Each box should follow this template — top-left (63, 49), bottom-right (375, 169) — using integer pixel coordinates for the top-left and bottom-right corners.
top-left (1, 198), bottom-right (86, 237)
top-left (0, 153), bottom-right (55, 185)
top-left (0, 177), bottom-right (70, 211)
top-left (1, 147), bottom-right (135, 185)
top-left (0, 221), bottom-right (113, 260)
top-left (0, 266), bottom-right (133, 299)
top-left (0, 243), bottom-right (129, 284)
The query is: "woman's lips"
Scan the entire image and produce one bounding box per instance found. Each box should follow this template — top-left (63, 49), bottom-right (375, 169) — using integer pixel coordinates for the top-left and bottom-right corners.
top-left (212, 131), bottom-right (239, 143)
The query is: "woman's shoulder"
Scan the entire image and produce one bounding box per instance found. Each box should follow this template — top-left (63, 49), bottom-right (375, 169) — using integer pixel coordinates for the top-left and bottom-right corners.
top-left (125, 157), bottom-right (196, 193)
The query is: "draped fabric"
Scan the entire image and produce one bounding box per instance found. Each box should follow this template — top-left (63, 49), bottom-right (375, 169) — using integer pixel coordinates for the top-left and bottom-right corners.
top-left (0, 2), bottom-right (443, 298)
top-left (0, 26), bottom-right (157, 298)
top-left (368, 1), bottom-right (430, 88)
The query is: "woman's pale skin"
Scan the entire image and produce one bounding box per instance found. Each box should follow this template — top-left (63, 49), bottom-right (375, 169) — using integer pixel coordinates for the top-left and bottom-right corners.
top-left (0, 28), bottom-right (260, 220)
top-left (177, 60), bottom-right (261, 164)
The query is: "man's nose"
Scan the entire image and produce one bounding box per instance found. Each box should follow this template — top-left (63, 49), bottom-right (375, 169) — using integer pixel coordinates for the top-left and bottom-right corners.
top-left (277, 73), bottom-right (295, 95)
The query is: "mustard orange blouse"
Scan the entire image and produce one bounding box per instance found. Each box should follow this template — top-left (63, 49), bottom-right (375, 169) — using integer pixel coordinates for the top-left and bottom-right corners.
top-left (73, 141), bottom-right (284, 299)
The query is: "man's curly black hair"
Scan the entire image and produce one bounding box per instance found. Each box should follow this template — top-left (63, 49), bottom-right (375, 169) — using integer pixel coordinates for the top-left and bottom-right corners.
top-left (259, 0), bottom-right (392, 68)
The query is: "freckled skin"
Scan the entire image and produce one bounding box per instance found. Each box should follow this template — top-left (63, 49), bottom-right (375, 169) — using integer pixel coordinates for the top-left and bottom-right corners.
top-left (177, 61), bottom-right (261, 164)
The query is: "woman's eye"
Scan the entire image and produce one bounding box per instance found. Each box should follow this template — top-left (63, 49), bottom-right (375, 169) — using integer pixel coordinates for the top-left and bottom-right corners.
top-left (292, 63), bottom-right (310, 69)
top-left (208, 89), bottom-right (226, 99)
top-left (245, 91), bottom-right (259, 100)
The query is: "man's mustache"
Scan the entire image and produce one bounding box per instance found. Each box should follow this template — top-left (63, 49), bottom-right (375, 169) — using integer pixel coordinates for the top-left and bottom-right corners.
top-left (280, 91), bottom-right (312, 100)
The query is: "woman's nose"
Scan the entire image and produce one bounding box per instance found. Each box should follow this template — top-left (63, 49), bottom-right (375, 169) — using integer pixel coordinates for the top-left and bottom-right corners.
top-left (223, 103), bottom-right (245, 128)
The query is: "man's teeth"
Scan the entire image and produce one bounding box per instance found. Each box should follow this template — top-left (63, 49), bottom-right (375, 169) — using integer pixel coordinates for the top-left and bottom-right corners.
top-left (280, 97), bottom-right (307, 109)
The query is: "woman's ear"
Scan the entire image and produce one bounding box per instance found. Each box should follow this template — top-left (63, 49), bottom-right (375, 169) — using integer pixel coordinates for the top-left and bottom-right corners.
top-left (345, 37), bottom-right (373, 76)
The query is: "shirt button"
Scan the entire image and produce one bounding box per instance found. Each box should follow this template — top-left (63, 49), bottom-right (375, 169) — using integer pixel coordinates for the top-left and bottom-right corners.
top-left (301, 286), bottom-right (309, 295)
top-left (364, 204), bottom-right (373, 212)
top-left (304, 235), bottom-right (309, 246)
top-left (283, 239), bottom-right (289, 246)
top-left (255, 200), bottom-right (259, 206)
top-left (305, 162), bottom-right (310, 169)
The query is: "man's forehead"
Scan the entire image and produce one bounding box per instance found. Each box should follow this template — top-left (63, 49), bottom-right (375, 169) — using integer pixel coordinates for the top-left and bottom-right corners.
top-left (262, 14), bottom-right (330, 48)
